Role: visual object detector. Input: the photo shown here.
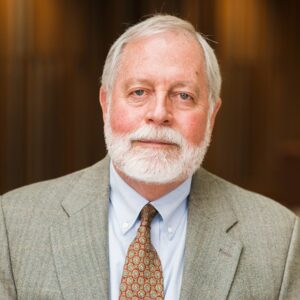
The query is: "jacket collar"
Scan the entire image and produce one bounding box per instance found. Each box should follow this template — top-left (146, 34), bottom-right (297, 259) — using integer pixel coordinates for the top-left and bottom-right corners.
top-left (180, 168), bottom-right (242, 300)
top-left (50, 157), bottom-right (110, 300)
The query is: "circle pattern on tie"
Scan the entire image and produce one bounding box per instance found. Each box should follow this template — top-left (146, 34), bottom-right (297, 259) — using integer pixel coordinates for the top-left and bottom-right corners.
top-left (119, 204), bottom-right (164, 299)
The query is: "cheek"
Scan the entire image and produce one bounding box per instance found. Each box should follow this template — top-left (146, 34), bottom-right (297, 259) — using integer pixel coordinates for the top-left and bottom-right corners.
top-left (180, 113), bottom-right (208, 146)
top-left (109, 103), bottom-right (141, 135)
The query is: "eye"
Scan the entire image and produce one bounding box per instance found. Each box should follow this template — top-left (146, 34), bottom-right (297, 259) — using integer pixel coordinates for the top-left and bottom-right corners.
top-left (133, 89), bottom-right (145, 96)
top-left (178, 92), bottom-right (192, 101)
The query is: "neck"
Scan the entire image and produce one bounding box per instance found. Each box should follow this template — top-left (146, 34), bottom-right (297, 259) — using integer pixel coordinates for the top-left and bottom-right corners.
top-left (114, 165), bottom-right (185, 201)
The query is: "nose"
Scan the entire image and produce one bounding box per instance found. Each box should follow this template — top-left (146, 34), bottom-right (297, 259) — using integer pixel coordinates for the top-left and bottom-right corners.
top-left (145, 93), bottom-right (173, 126)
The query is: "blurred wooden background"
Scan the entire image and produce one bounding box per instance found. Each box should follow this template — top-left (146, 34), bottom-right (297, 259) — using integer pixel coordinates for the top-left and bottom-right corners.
top-left (0, 0), bottom-right (299, 211)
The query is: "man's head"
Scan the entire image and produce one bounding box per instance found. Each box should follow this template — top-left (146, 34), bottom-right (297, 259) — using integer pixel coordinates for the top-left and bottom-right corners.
top-left (99, 15), bottom-right (222, 185)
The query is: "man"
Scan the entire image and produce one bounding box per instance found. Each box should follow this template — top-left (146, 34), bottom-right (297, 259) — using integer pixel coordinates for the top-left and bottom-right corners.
top-left (0, 15), bottom-right (299, 300)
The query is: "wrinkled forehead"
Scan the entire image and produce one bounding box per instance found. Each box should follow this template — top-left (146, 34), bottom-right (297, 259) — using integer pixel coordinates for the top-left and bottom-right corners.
top-left (120, 29), bottom-right (204, 62)
top-left (115, 30), bottom-right (207, 87)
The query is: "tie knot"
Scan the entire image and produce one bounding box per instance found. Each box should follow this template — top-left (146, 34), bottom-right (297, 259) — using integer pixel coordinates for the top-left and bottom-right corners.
top-left (140, 204), bottom-right (157, 226)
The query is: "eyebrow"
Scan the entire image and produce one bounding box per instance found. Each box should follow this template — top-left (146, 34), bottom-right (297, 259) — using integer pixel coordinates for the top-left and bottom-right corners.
top-left (171, 82), bottom-right (200, 95)
top-left (123, 78), bottom-right (152, 89)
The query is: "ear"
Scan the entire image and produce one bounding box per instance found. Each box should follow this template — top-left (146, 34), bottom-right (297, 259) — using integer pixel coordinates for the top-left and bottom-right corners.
top-left (99, 86), bottom-right (108, 123)
top-left (209, 97), bottom-right (222, 131)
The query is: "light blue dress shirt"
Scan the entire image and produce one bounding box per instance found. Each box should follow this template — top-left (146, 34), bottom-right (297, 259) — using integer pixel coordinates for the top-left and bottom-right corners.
top-left (108, 162), bottom-right (191, 300)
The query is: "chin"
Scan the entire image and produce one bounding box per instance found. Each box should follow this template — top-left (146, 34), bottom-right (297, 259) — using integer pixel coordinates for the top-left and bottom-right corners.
top-left (111, 145), bottom-right (206, 185)
top-left (104, 119), bottom-right (212, 185)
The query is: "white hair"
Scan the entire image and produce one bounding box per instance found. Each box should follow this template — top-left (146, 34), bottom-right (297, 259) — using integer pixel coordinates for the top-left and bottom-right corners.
top-left (101, 14), bottom-right (222, 105)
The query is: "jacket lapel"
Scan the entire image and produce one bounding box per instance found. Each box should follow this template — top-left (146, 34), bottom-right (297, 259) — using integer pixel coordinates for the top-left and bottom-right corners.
top-left (50, 157), bottom-right (110, 300)
top-left (180, 169), bottom-right (243, 300)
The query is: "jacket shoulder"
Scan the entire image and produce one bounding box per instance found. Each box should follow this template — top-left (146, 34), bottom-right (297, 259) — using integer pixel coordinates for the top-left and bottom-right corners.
top-left (1, 168), bottom-right (85, 210)
top-left (195, 167), bottom-right (297, 226)
top-left (0, 157), bottom-right (109, 210)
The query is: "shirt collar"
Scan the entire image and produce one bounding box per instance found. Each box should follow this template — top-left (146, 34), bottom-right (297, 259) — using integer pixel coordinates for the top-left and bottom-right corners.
top-left (150, 177), bottom-right (191, 239)
top-left (109, 162), bottom-right (191, 239)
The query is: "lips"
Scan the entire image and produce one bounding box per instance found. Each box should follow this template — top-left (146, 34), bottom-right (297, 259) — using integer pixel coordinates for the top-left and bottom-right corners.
top-left (132, 139), bottom-right (178, 147)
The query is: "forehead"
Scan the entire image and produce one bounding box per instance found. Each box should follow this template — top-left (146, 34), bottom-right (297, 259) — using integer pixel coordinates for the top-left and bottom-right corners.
top-left (117, 30), bottom-right (206, 81)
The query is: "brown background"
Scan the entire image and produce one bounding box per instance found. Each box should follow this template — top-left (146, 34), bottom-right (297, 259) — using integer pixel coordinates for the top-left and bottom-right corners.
top-left (0, 0), bottom-right (299, 211)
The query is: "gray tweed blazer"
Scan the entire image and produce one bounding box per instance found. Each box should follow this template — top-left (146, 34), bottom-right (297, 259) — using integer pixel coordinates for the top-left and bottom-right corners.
top-left (1, 156), bottom-right (299, 299)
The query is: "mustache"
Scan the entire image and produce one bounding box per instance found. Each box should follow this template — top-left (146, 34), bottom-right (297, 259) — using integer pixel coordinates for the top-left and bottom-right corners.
top-left (128, 125), bottom-right (185, 146)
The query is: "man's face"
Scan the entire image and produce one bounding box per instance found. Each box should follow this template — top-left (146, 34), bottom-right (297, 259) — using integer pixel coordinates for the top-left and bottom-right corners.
top-left (100, 31), bottom-right (221, 184)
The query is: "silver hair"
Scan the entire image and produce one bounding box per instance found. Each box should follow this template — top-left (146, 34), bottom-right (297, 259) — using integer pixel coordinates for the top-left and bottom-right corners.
top-left (101, 14), bottom-right (222, 105)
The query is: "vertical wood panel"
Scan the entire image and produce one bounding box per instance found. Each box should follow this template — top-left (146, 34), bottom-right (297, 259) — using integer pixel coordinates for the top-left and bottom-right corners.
top-left (0, 0), bottom-right (8, 192)
top-left (209, 0), bottom-right (300, 207)
top-left (2, 0), bottom-right (29, 191)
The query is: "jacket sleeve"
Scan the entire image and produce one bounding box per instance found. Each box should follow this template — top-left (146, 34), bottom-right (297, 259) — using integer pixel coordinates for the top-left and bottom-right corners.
top-left (279, 216), bottom-right (300, 300)
top-left (0, 196), bottom-right (17, 299)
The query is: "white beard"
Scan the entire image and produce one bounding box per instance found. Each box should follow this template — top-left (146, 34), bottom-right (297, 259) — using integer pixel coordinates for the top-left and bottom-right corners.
top-left (104, 117), bottom-right (212, 184)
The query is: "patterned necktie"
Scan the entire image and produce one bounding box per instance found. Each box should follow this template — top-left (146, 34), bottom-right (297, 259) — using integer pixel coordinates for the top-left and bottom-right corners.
top-left (119, 203), bottom-right (164, 300)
